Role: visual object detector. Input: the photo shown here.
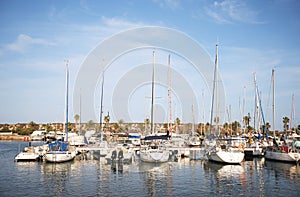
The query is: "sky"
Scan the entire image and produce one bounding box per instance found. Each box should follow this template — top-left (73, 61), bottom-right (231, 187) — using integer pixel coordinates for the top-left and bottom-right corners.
top-left (0, 0), bottom-right (300, 131)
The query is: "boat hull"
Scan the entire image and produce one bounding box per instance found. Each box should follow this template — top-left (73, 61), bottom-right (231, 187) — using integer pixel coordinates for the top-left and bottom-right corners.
top-left (15, 152), bottom-right (40, 162)
top-left (45, 151), bottom-right (76, 163)
top-left (207, 150), bottom-right (244, 164)
top-left (140, 148), bottom-right (170, 163)
top-left (264, 150), bottom-right (300, 163)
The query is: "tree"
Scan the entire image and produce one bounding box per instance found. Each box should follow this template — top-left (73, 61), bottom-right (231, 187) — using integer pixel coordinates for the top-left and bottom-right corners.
top-left (86, 120), bottom-right (95, 130)
top-left (175, 117), bottom-right (181, 133)
top-left (243, 115), bottom-right (251, 127)
top-left (104, 112), bottom-right (110, 132)
top-left (231, 121), bottom-right (241, 132)
top-left (45, 124), bottom-right (52, 132)
top-left (144, 118), bottom-right (150, 133)
top-left (266, 122), bottom-right (271, 130)
top-left (74, 114), bottom-right (80, 125)
top-left (28, 121), bottom-right (39, 132)
top-left (282, 116), bottom-right (289, 131)
top-left (104, 113), bottom-right (110, 124)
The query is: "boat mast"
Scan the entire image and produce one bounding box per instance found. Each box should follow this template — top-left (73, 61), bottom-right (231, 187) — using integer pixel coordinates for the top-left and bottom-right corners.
top-left (201, 89), bottom-right (205, 135)
top-left (168, 54), bottom-right (172, 138)
top-left (290, 94), bottom-right (295, 132)
top-left (256, 85), bottom-right (267, 139)
top-left (99, 61), bottom-right (105, 133)
top-left (192, 103), bottom-right (195, 132)
top-left (150, 51), bottom-right (155, 134)
top-left (243, 86), bottom-right (246, 134)
top-left (209, 42), bottom-right (218, 137)
top-left (79, 89), bottom-right (82, 134)
top-left (65, 60), bottom-right (69, 142)
top-left (253, 73), bottom-right (258, 132)
top-left (272, 69), bottom-right (275, 137)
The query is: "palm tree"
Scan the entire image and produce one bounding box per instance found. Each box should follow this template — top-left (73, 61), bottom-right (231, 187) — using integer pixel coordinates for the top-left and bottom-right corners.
top-left (145, 118), bottom-right (150, 133)
top-left (282, 116), bottom-right (289, 131)
top-left (266, 122), bottom-right (271, 130)
top-left (175, 117), bottom-right (181, 133)
top-left (104, 112), bottom-right (110, 132)
top-left (104, 114), bottom-right (110, 124)
top-left (74, 114), bottom-right (80, 124)
top-left (74, 114), bottom-right (80, 132)
top-left (86, 120), bottom-right (95, 130)
top-left (231, 121), bottom-right (241, 133)
top-left (243, 115), bottom-right (251, 128)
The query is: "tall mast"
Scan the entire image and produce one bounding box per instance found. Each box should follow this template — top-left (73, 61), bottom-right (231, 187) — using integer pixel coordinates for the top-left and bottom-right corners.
top-left (65, 60), bottom-right (69, 142)
top-left (150, 51), bottom-right (155, 134)
top-left (253, 73), bottom-right (257, 132)
top-left (99, 61), bottom-right (105, 133)
top-left (79, 88), bottom-right (82, 134)
top-left (272, 69), bottom-right (275, 137)
top-left (192, 103), bottom-right (195, 132)
top-left (168, 54), bottom-right (172, 138)
top-left (290, 94), bottom-right (295, 131)
top-left (202, 89), bottom-right (205, 135)
top-left (243, 86), bottom-right (246, 134)
top-left (216, 42), bottom-right (219, 135)
top-left (209, 42), bottom-right (218, 136)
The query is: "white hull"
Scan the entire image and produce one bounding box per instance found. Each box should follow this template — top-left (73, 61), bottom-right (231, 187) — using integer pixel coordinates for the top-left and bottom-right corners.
top-left (45, 151), bottom-right (76, 163)
top-left (207, 150), bottom-right (244, 164)
top-left (140, 148), bottom-right (170, 163)
top-left (265, 150), bottom-right (300, 163)
top-left (15, 152), bottom-right (40, 161)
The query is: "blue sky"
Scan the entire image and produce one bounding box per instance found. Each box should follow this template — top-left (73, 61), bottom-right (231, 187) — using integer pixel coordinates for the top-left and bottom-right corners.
top-left (1, 0), bottom-right (300, 131)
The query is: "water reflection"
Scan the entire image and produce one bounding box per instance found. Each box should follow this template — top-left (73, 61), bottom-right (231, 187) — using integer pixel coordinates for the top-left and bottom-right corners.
top-left (41, 162), bottom-right (73, 196)
top-left (3, 141), bottom-right (300, 196)
top-left (265, 159), bottom-right (300, 180)
top-left (138, 162), bottom-right (173, 197)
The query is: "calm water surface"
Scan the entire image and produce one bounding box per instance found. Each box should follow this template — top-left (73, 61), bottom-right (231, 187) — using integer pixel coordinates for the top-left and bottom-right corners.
top-left (0, 141), bottom-right (299, 196)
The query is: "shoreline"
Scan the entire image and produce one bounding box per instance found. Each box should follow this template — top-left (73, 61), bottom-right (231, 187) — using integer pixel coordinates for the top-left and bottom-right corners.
top-left (0, 134), bottom-right (27, 141)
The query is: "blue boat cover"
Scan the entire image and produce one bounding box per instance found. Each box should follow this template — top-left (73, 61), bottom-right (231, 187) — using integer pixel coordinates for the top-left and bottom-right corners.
top-left (49, 141), bottom-right (68, 151)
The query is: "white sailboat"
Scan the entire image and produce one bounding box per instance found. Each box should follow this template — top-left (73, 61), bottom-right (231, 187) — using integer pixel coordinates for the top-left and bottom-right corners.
top-left (264, 69), bottom-right (300, 163)
top-left (14, 142), bottom-right (48, 162)
top-left (140, 51), bottom-right (170, 163)
top-left (45, 60), bottom-right (76, 163)
top-left (243, 74), bottom-right (266, 158)
top-left (206, 43), bottom-right (244, 164)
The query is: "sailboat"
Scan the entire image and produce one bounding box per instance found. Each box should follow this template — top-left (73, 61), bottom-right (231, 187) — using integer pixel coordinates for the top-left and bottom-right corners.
top-left (243, 74), bottom-right (266, 158)
top-left (45, 60), bottom-right (76, 163)
top-left (206, 43), bottom-right (244, 164)
top-left (140, 51), bottom-right (170, 163)
top-left (264, 69), bottom-right (300, 163)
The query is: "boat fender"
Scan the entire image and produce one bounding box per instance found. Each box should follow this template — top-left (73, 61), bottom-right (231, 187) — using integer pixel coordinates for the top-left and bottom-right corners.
top-left (238, 144), bottom-right (245, 152)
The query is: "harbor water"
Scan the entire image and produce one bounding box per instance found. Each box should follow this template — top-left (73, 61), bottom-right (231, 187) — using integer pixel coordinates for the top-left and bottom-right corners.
top-left (0, 141), bottom-right (299, 196)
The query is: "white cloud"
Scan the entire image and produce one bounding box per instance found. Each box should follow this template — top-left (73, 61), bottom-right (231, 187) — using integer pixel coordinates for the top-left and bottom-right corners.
top-left (101, 16), bottom-right (144, 30)
top-left (5, 34), bottom-right (55, 53)
top-left (205, 0), bottom-right (265, 24)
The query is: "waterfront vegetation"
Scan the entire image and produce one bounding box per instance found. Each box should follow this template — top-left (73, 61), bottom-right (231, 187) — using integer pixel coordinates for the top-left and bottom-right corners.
top-left (1, 115), bottom-right (299, 138)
